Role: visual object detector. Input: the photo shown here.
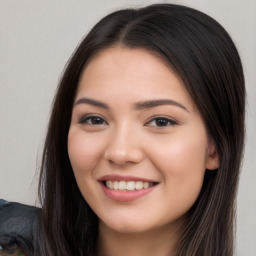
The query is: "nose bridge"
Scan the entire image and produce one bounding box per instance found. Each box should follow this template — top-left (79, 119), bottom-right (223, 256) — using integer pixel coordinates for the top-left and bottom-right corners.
top-left (104, 121), bottom-right (144, 165)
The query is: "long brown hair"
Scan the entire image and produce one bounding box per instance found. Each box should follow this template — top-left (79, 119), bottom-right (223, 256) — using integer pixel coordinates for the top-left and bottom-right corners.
top-left (37, 4), bottom-right (245, 256)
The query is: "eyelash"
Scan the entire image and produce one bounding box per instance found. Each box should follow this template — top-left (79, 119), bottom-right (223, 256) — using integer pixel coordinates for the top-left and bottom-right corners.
top-left (145, 116), bottom-right (178, 127)
top-left (78, 115), bottom-right (178, 128)
top-left (78, 115), bottom-right (108, 125)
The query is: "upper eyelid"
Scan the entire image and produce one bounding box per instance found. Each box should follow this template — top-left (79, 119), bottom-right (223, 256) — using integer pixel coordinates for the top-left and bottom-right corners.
top-left (77, 113), bottom-right (179, 125)
top-left (145, 115), bottom-right (179, 124)
top-left (78, 114), bottom-right (108, 124)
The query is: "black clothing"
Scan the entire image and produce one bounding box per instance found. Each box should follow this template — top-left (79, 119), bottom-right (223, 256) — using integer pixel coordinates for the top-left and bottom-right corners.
top-left (0, 199), bottom-right (40, 255)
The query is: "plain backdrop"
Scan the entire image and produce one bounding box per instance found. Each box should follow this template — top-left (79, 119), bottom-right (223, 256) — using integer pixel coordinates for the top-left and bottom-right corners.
top-left (0, 0), bottom-right (255, 255)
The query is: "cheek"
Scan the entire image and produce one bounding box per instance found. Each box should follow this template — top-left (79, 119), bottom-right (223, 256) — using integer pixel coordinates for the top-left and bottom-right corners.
top-left (150, 131), bottom-right (208, 173)
top-left (67, 130), bottom-right (105, 206)
top-left (148, 132), bottom-right (208, 208)
top-left (68, 130), bottom-right (104, 176)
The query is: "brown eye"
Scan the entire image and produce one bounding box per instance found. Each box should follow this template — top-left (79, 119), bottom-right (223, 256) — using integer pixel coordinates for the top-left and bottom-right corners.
top-left (79, 115), bottom-right (107, 125)
top-left (146, 117), bottom-right (178, 127)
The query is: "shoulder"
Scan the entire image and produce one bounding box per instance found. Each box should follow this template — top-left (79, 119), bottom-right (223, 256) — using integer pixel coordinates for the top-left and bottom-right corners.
top-left (0, 199), bottom-right (41, 255)
top-left (0, 199), bottom-right (9, 207)
top-left (0, 199), bottom-right (41, 235)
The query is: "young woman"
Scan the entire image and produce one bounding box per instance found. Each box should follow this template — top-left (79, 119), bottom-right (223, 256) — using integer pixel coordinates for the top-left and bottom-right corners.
top-left (0, 3), bottom-right (245, 256)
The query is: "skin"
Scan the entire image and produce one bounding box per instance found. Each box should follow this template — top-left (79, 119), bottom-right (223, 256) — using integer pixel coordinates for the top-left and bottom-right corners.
top-left (68, 46), bottom-right (219, 256)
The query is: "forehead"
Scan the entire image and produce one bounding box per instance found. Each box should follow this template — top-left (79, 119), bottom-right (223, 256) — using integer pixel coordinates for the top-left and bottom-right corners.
top-left (84, 46), bottom-right (174, 74)
top-left (79, 47), bottom-right (182, 88)
top-left (76, 46), bottom-right (196, 110)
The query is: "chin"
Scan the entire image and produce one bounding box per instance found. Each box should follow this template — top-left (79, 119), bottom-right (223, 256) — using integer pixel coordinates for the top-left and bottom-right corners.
top-left (99, 217), bottom-right (154, 234)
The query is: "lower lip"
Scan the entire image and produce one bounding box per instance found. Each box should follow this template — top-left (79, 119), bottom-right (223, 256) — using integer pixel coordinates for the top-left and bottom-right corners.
top-left (100, 183), bottom-right (156, 202)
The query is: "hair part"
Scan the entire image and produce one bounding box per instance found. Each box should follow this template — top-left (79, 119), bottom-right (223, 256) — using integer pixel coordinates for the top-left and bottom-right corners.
top-left (38, 4), bottom-right (245, 256)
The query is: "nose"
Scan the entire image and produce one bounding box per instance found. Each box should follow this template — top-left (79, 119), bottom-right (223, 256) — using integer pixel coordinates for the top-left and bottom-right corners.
top-left (104, 125), bottom-right (144, 165)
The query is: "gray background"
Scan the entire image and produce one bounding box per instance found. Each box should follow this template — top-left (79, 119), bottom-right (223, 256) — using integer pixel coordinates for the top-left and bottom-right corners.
top-left (0, 0), bottom-right (255, 255)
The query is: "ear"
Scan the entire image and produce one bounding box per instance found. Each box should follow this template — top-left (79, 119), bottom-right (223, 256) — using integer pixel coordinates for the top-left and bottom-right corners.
top-left (206, 142), bottom-right (220, 170)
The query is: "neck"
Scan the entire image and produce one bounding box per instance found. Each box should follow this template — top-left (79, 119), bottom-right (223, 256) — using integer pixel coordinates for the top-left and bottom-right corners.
top-left (97, 220), bottom-right (182, 256)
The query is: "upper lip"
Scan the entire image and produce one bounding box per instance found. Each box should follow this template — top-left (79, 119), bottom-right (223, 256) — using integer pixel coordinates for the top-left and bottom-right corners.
top-left (98, 174), bottom-right (157, 183)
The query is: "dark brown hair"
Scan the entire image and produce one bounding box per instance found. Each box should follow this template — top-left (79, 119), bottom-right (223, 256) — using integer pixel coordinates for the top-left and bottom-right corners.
top-left (37, 4), bottom-right (245, 256)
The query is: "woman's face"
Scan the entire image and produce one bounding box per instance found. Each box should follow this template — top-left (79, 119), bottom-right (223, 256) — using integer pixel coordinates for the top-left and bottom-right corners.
top-left (68, 47), bottom-right (219, 234)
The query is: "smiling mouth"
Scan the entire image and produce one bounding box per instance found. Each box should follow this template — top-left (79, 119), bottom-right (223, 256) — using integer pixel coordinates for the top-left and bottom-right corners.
top-left (103, 180), bottom-right (157, 191)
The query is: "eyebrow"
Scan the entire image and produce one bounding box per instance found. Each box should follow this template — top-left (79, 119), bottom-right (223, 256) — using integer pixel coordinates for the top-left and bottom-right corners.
top-left (134, 99), bottom-right (189, 112)
top-left (75, 98), bottom-right (109, 109)
top-left (74, 98), bottom-right (188, 112)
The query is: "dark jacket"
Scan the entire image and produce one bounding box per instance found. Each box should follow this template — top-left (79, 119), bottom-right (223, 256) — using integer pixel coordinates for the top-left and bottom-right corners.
top-left (0, 199), bottom-right (41, 255)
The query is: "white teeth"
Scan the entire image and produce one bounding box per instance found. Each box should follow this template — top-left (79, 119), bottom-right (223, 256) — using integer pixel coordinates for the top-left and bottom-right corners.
top-left (118, 181), bottom-right (126, 190)
top-left (105, 181), bottom-right (153, 191)
top-left (135, 181), bottom-right (143, 190)
top-left (143, 182), bottom-right (149, 189)
top-left (106, 181), bottom-right (113, 189)
top-left (127, 181), bottom-right (135, 191)
top-left (113, 181), bottom-right (119, 190)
